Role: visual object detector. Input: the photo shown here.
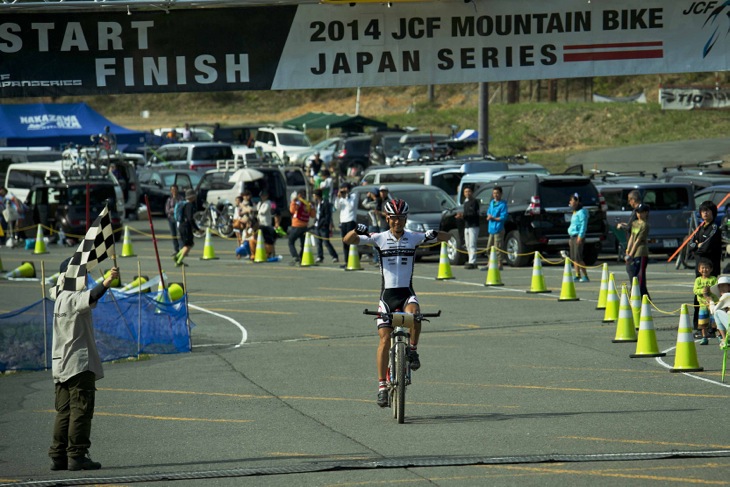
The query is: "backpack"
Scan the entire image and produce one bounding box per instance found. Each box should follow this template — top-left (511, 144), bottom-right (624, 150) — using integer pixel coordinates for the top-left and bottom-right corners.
top-left (174, 200), bottom-right (187, 223)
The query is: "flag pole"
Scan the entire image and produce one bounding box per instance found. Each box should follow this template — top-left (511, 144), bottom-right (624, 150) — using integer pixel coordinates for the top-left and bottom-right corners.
top-left (144, 194), bottom-right (166, 290)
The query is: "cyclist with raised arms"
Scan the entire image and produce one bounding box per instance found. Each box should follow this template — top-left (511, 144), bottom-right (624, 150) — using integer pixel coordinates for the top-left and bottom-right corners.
top-left (344, 198), bottom-right (450, 407)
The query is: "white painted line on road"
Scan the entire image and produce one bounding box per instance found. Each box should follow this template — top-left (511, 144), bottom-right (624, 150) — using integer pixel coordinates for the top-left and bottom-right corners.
top-left (655, 343), bottom-right (730, 389)
top-left (189, 303), bottom-right (248, 348)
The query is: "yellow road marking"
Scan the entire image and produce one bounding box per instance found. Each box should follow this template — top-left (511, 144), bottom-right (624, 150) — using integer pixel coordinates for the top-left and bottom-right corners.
top-left (303, 334), bottom-right (328, 339)
top-left (195, 307), bottom-right (294, 315)
top-left (426, 381), bottom-right (730, 399)
top-left (559, 435), bottom-right (730, 449)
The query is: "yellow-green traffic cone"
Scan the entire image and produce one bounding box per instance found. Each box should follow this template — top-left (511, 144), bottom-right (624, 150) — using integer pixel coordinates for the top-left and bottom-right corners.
top-left (200, 228), bottom-right (219, 260)
top-left (558, 258), bottom-right (579, 301)
top-left (253, 229), bottom-right (267, 263)
top-left (596, 263), bottom-right (609, 309)
top-left (670, 304), bottom-right (704, 373)
top-left (32, 224), bottom-right (48, 254)
top-left (631, 295), bottom-right (666, 358)
top-left (436, 242), bottom-right (454, 280)
top-left (300, 232), bottom-right (315, 267)
top-left (629, 276), bottom-right (641, 331)
top-left (526, 251), bottom-right (550, 293)
top-left (346, 244), bottom-right (363, 271)
top-left (602, 273), bottom-right (619, 322)
top-left (121, 226), bottom-right (136, 257)
top-left (484, 246), bottom-right (503, 286)
top-left (613, 284), bottom-right (637, 343)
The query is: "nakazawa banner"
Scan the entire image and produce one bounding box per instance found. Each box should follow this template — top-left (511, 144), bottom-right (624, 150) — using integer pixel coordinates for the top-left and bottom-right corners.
top-left (1, 0), bottom-right (729, 97)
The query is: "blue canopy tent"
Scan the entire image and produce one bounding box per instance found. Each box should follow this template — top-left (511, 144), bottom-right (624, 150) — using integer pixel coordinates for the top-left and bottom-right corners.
top-left (0, 103), bottom-right (148, 151)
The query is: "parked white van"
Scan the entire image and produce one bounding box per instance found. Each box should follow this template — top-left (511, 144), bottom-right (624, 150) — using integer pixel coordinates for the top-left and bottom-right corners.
top-left (359, 161), bottom-right (510, 198)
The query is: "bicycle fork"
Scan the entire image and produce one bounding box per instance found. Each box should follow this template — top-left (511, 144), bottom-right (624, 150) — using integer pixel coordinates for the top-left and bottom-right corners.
top-left (388, 326), bottom-right (412, 389)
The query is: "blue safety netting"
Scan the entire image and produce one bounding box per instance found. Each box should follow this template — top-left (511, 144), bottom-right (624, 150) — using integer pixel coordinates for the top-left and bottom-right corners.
top-left (0, 289), bottom-right (194, 372)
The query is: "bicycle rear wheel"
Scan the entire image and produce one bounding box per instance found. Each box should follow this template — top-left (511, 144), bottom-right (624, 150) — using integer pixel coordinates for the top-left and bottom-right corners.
top-left (394, 342), bottom-right (406, 424)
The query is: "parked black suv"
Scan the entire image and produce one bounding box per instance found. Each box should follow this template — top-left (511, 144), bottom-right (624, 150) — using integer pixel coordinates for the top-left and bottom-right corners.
top-left (454, 174), bottom-right (608, 267)
top-left (27, 180), bottom-right (124, 241)
top-left (333, 135), bottom-right (372, 177)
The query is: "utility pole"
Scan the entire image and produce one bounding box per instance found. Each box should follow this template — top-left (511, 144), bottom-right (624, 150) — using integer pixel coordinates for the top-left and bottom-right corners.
top-left (478, 82), bottom-right (489, 156)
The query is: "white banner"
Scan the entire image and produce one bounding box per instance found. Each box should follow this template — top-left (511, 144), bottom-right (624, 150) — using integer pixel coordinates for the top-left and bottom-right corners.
top-left (272, 0), bottom-right (730, 89)
top-left (659, 87), bottom-right (730, 110)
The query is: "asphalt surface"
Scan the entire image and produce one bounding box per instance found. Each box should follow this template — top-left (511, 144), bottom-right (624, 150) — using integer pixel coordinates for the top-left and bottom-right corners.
top-left (1, 216), bottom-right (730, 486)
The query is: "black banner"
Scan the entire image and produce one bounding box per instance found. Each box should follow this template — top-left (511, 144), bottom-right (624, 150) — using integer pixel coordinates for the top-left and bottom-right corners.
top-left (0, 7), bottom-right (297, 97)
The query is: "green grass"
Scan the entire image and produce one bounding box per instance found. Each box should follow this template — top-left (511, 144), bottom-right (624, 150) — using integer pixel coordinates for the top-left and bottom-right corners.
top-left (6, 74), bottom-right (729, 174)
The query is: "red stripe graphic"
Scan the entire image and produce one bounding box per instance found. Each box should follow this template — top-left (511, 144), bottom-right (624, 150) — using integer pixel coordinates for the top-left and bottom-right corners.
top-left (563, 41), bottom-right (663, 62)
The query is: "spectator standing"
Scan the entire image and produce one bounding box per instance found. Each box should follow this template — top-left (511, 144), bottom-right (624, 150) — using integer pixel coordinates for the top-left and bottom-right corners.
top-left (256, 190), bottom-right (273, 227)
top-left (319, 169), bottom-right (334, 203)
top-left (567, 193), bottom-right (590, 282)
top-left (625, 203), bottom-right (650, 297)
top-left (100, 126), bottom-right (116, 153)
top-left (288, 189), bottom-right (314, 265)
top-left (456, 186), bottom-right (480, 269)
top-left (312, 189), bottom-right (339, 263)
top-left (174, 189), bottom-right (200, 266)
top-left (180, 123), bottom-right (192, 142)
top-left (362, 187), bottom-right (386, 266)
top-left (691, 200), bottom-right (722, 329)
top-left (0, 186), bottom-right (21, 244)
top-left (48, 257), bottom-right (118, 472)
top-left (485, 186), bottom-right (507, 271)
top-left (335, 183), bottom-right (358, 268)
top-left (616, 189), bottom-right (642, 232)
top-left (164, 184), bottom-right (184, 255)
top-left (309, 152), bottom-right (323, 183)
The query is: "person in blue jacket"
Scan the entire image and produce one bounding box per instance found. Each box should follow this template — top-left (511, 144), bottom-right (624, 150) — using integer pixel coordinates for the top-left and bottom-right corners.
top-left (568, 193), bottom-right (590, 282)
top-left (485, 186), bottom-right (508, 270)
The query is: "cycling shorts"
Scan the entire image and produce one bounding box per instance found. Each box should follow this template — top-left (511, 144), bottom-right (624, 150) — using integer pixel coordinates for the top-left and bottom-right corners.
top-left (377, 287), bottom-right (419, 329)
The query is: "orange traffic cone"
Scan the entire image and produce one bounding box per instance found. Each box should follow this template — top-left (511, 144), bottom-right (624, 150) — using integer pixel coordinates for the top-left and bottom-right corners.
top-left (484, 246), bottom-right (503, 286)
top-left (526, 251), bottom-right (550, 293)
top-left (602, 273), bottom-right (619, 322)
top-left (558, 259), bottom-right (578, 301)
top-left (612, 284), bottom-right (637, 343)
top-left (436, 242), bottom-right (454, 280)
top-left (200, 228), bottom-right (219, 260)
top-left (631, 295), bottom-right (666, 358)
top-left (670, 304), bottom-right (704, 373)
top-left (345, 243), bottom-right (362, 271)
top-left (596, 263), bottom-right (609, 309)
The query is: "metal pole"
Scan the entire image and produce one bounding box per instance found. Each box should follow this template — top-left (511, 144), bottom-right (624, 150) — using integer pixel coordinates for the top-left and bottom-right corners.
top-left (144, 194), bottom-right (166, 289)
top-left (478, 82), bottom-right (489, 157)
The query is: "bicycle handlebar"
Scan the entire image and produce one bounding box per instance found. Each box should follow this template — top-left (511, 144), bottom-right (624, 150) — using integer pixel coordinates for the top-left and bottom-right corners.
top-left (363, 309), bottom-right (441, 319)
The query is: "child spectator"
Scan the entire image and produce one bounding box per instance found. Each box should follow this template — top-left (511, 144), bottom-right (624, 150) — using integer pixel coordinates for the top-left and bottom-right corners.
top-left (694, 259), bottom-right (718, 345)
top-left (625, 203), bottom-right (650, 297)
top-left (705, 275), bottom-right (730, 348)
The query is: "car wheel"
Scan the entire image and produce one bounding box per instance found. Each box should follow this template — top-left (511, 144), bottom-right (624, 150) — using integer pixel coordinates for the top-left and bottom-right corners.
top-left (447, 230), bottom-right (466, 265)
top-left (583, 243), bottom-right (599, 266)
top-left (505, 230), bottom-right (531, 267)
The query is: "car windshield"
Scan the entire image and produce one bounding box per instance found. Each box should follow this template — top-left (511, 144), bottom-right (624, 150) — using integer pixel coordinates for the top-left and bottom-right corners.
top-left (66, 185), bottom-right (116, 205)
top-left (191, 145), bottom-right (233, 160)
top-left (278, 133), bottom-right (311, 147)
top-left (392, 189), bottom-right (456, 212)
top-left (383, 136), bottom-right (402, 155)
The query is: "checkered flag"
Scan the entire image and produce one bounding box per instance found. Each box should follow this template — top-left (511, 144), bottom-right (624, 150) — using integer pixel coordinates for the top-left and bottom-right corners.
top-left (60, 205), bottom-right (116, 292)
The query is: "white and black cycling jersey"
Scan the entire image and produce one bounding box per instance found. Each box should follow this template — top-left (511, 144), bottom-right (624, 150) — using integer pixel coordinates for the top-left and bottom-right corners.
top-left (359, 230), bottom-right (435, 290)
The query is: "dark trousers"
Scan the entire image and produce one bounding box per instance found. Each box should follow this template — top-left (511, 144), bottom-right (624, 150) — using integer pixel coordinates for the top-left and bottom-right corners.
top-left (49, 370), bottom-right (96, 459)
top-left (314, 227), bottom-right (338, 260)
top-left (288, 226), bottom-right (308, 260)
top-left (626, 256), bottom-right (649, 298)
top-left (340, 221), bottom-right (357, 260)
top-left (168, 218), bottom-right (180, 253)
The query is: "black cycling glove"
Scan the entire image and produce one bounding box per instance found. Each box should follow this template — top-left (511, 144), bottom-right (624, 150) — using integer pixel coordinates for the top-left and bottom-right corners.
top-left (425, 230), bottom-right (438, 241)
top-left (356, 223), bottom-right (369, 236)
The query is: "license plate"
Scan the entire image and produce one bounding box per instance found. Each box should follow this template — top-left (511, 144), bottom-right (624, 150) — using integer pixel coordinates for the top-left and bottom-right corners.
top-left (663, 239), bottom-right (678, 248)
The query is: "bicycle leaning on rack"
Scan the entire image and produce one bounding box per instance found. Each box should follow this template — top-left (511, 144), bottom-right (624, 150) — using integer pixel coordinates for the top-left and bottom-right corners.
top-left (363, 308), bottom-right (441, 424)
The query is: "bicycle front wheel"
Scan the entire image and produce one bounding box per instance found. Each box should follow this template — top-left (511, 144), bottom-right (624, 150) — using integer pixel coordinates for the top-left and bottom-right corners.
top-left (193, 211), bottom-right (208, 238)
top-left (394, 342), bottom-right (406, 424)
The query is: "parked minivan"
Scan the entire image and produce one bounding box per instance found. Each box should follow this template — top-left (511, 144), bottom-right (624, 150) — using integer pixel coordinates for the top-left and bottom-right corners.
top-left (147, 142), bottom-right (234, 173)
top-left (596, 181), bottom-right (695, 256)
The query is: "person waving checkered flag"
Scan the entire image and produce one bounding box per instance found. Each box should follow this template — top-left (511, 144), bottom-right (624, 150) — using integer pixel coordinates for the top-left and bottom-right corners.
top-left (52, 205), bottom-right (116, 296)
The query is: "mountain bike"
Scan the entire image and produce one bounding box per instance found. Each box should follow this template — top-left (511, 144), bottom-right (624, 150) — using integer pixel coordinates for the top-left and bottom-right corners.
top-left (193, 202), bottom-right (234, 238)
top-left (363, 308), bottom-right (441, 424)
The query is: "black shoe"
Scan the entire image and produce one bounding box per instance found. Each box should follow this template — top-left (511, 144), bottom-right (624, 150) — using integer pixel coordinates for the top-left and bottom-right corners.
top-left (50, 457), bottom-right (67, 471)
top-left (377, 389), bottom-right (388, 407)
top-left (68, 454), bottom-right (101, 471)
top-left (407, 348), bottom-right (420, 371)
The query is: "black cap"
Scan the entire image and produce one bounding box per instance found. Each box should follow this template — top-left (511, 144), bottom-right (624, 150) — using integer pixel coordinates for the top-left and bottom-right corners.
top-left (636, 204), bottom-right (650, 212)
